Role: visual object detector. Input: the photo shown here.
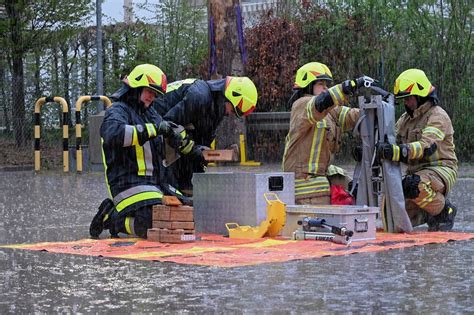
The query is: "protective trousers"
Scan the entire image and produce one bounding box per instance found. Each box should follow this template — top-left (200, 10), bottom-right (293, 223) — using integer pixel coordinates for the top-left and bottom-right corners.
top-left (110, 205), bottom-right (153, 238)
top-left (405, 169), bottom-right (446, 227)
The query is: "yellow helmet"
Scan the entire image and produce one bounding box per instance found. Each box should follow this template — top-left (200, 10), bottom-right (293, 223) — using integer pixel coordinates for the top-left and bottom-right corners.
top-left (393, 68), bottom-right (435, 99)
top-left (224, 76), bottom-right (258, 117)
top-left (124, 64), bottom-right (167, 95)
top-left (293, 62), bottom-right (333, 89)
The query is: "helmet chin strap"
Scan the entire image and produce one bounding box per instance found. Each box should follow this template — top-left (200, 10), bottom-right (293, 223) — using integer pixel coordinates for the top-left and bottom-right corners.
top-left (405, 105), bottom-right (414, 117)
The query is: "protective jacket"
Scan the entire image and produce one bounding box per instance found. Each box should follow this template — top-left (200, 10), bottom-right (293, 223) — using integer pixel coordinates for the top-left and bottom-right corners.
top-left (282, 94), bottom-right (359, 200)
top-left (101, 101), bottom-right (164, 215)
top-left (396, 100), bottom-right (458, 192)
top-left (154, 79), bottom-right (227, 147)
top-left (153, 79), bottom-right (227, 191)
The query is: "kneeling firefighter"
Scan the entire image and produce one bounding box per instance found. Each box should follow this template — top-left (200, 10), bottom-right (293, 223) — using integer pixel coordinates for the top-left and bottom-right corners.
top-left (89, 64), bottom-right (191, 239)
top-left (377, 69), bottom-right (458, 231)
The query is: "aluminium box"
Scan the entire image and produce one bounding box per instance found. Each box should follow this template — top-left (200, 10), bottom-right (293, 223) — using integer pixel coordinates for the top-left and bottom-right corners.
top-left (283, 204), bottom-right (380, 241)
top-left (192, 172), bottom-right (295, 234)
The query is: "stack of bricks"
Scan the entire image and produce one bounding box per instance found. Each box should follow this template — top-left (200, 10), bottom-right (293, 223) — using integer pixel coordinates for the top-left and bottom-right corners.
top-left (147, 196), bottom-right (196, 243)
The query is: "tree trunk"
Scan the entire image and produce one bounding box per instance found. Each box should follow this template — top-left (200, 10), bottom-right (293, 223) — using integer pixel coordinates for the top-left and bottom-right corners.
top-left (52, 47), bottom-right (62, 126)
top-left (34, 49), bottom-right (42, 102)
top-left (61, 43), bottom-right (72, 127)
top-left (81, 33), bottom-right (90, 127)
top-left (111, 27), bottom-right (120, 81)
top-left (6, 0), bottom-right (27, 146)
top-left (0, 53), bottom-right (11, 134)
top-left (11, 54), bottom-right (27, 146)
top-left (208, 0), bottom-right (245, 150)
top-left (208, 0), bottom-right (244, 78)
top-left (102, 36), bottom-right (107, 94)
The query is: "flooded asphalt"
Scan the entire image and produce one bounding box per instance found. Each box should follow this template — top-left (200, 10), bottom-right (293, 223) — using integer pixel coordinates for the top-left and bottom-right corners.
top-left (0, 167), bottom-right (473, 313)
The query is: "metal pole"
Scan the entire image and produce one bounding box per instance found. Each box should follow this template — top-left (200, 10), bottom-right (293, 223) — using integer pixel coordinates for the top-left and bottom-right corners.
top-left (96, 0), bottom-right (104, 112)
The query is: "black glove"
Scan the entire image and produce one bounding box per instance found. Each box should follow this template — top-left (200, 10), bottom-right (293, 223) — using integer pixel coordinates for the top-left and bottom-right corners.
top-left (402, 174), bottom-right (421, 199)
top-left (156, 120), bottom-right (177, 136)
top-left (341, 76), bottom-right (375, 94)
top-left (157, 120), bottom-right (187, 149)
top-left (376, 142), bottom-right (409, 163)
top-left (189, 145), bottom-right (208, 169)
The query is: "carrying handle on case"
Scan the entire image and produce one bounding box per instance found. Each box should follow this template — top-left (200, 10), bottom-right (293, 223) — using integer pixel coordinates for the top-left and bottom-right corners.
top-left (225, 222), bottom-right (240, 232)
top-left (264, 192), bottom-right (281, 205)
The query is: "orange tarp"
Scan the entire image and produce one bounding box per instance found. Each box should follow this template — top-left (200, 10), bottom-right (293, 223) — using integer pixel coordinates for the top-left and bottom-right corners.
top-left (1, 232), bottom-right (473, 268)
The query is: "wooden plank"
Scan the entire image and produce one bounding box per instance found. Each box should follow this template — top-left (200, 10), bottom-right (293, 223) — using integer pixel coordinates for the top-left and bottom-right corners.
top-left (203, 149), bottom-right (236, 162)
top-left (162, 195), bottom-right (182, 206)
top-left (153, 221), bottom-right (195, 230)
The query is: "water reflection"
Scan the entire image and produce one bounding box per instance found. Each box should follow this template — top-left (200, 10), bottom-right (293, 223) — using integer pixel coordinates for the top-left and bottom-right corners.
top-left (0, 171), bottom-right (472, 313)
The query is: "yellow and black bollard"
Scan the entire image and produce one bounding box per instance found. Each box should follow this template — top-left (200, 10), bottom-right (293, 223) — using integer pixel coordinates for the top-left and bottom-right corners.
top-left (74, 95), bottom-right (111, 172)
top-left (239, 134), bottom-right (261, 166)
top-left (34, 96), bottom-right (70, 173)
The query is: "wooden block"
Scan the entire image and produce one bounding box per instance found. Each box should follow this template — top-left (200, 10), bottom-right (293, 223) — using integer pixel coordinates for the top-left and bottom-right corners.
top-left (153, 205), bottom-right (194, 222)
top-left (162, 195), bottom-right (182, 206)
top-left (159, 228), bottom-right (195, 243)
top-left (203, 149), bottom-right (236, 162)
top-left (153, 220), bottom-right (195, 230)
top-left (147, 228), bottom-right (161, 242)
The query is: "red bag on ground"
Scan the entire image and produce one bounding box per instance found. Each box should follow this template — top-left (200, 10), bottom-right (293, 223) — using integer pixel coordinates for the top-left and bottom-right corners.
top-left (331, 185), bottom-right (354, 205)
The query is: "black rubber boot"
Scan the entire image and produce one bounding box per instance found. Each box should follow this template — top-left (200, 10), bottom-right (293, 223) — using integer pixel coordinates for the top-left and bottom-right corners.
top-left (427, 200), bottom-right (457, 232)
top-left (89, 199), bottom-right (115, 239)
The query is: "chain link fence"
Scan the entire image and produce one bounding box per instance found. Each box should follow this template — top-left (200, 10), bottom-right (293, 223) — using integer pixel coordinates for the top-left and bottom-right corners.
top-left (1, 0), bottom-right (472, 171)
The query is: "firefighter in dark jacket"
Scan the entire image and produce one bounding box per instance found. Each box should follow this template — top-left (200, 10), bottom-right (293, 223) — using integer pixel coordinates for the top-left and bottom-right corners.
top-left (153, 76), bottom-right (258, 194)
top-left (89, 64), bottom-right (189, 239)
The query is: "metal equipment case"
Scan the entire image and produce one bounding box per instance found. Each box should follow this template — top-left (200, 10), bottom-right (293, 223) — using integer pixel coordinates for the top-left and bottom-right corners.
top-left (283, 205), bottom-right (380, 241)
top-left (193, 172), bottom-right (295, 234)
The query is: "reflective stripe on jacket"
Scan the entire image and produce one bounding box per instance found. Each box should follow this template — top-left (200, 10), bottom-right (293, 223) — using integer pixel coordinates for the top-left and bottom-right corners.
top-left (101, 102), bottom-right (164, 214)
top-left (282, 95), bottom-right (359, 199)
top-left (396, 101), bottom-right (458, 191)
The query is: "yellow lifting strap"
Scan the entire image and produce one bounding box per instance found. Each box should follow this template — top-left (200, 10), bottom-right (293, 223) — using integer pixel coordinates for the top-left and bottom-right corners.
top-left (225, 193), bottom-right (286, 239)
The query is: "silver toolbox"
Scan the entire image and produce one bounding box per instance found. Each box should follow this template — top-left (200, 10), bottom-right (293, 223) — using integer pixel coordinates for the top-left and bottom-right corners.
top-left (283, 204), bottom-right (380, 241)
top-left (193, 172), bottom-right (295, 234)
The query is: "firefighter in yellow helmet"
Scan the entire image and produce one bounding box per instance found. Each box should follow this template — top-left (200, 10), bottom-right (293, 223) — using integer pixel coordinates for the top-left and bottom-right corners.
top-left (89, 64), bottom-right (191, 239)
top-left (377, 69), bottom-right (458, 231)
top-left (282, 62), bottom-right (373, 205)
top-left (153, 76), bottom-right (258, 195)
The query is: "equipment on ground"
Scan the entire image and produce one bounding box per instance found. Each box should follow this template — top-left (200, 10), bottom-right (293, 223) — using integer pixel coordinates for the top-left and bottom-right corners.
top-left (298, 217), bottom-right (354, 237)
top-left (283, 204), bottom-right (378, 241)
top-left (292, 230), bottom-right (352, 245)
top-left (225, 193), bottom-right (286, 239)
top-left (292, 216), bottom-right (353, 245)
top-left (193, 172), bottom-right (295, 234)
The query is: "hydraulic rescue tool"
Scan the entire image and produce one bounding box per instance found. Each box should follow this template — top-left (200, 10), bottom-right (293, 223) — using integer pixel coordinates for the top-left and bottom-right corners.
top-left (293, 217), bottom-right (354, 245)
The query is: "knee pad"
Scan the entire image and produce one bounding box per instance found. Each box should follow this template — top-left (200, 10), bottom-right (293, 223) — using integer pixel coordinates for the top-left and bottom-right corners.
top-left (402, 174), bottom-right (421, 199)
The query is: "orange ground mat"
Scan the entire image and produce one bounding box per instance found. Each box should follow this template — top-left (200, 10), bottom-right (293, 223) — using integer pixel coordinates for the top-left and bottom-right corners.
top-left (1, 232), bottom-right (473, 268)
